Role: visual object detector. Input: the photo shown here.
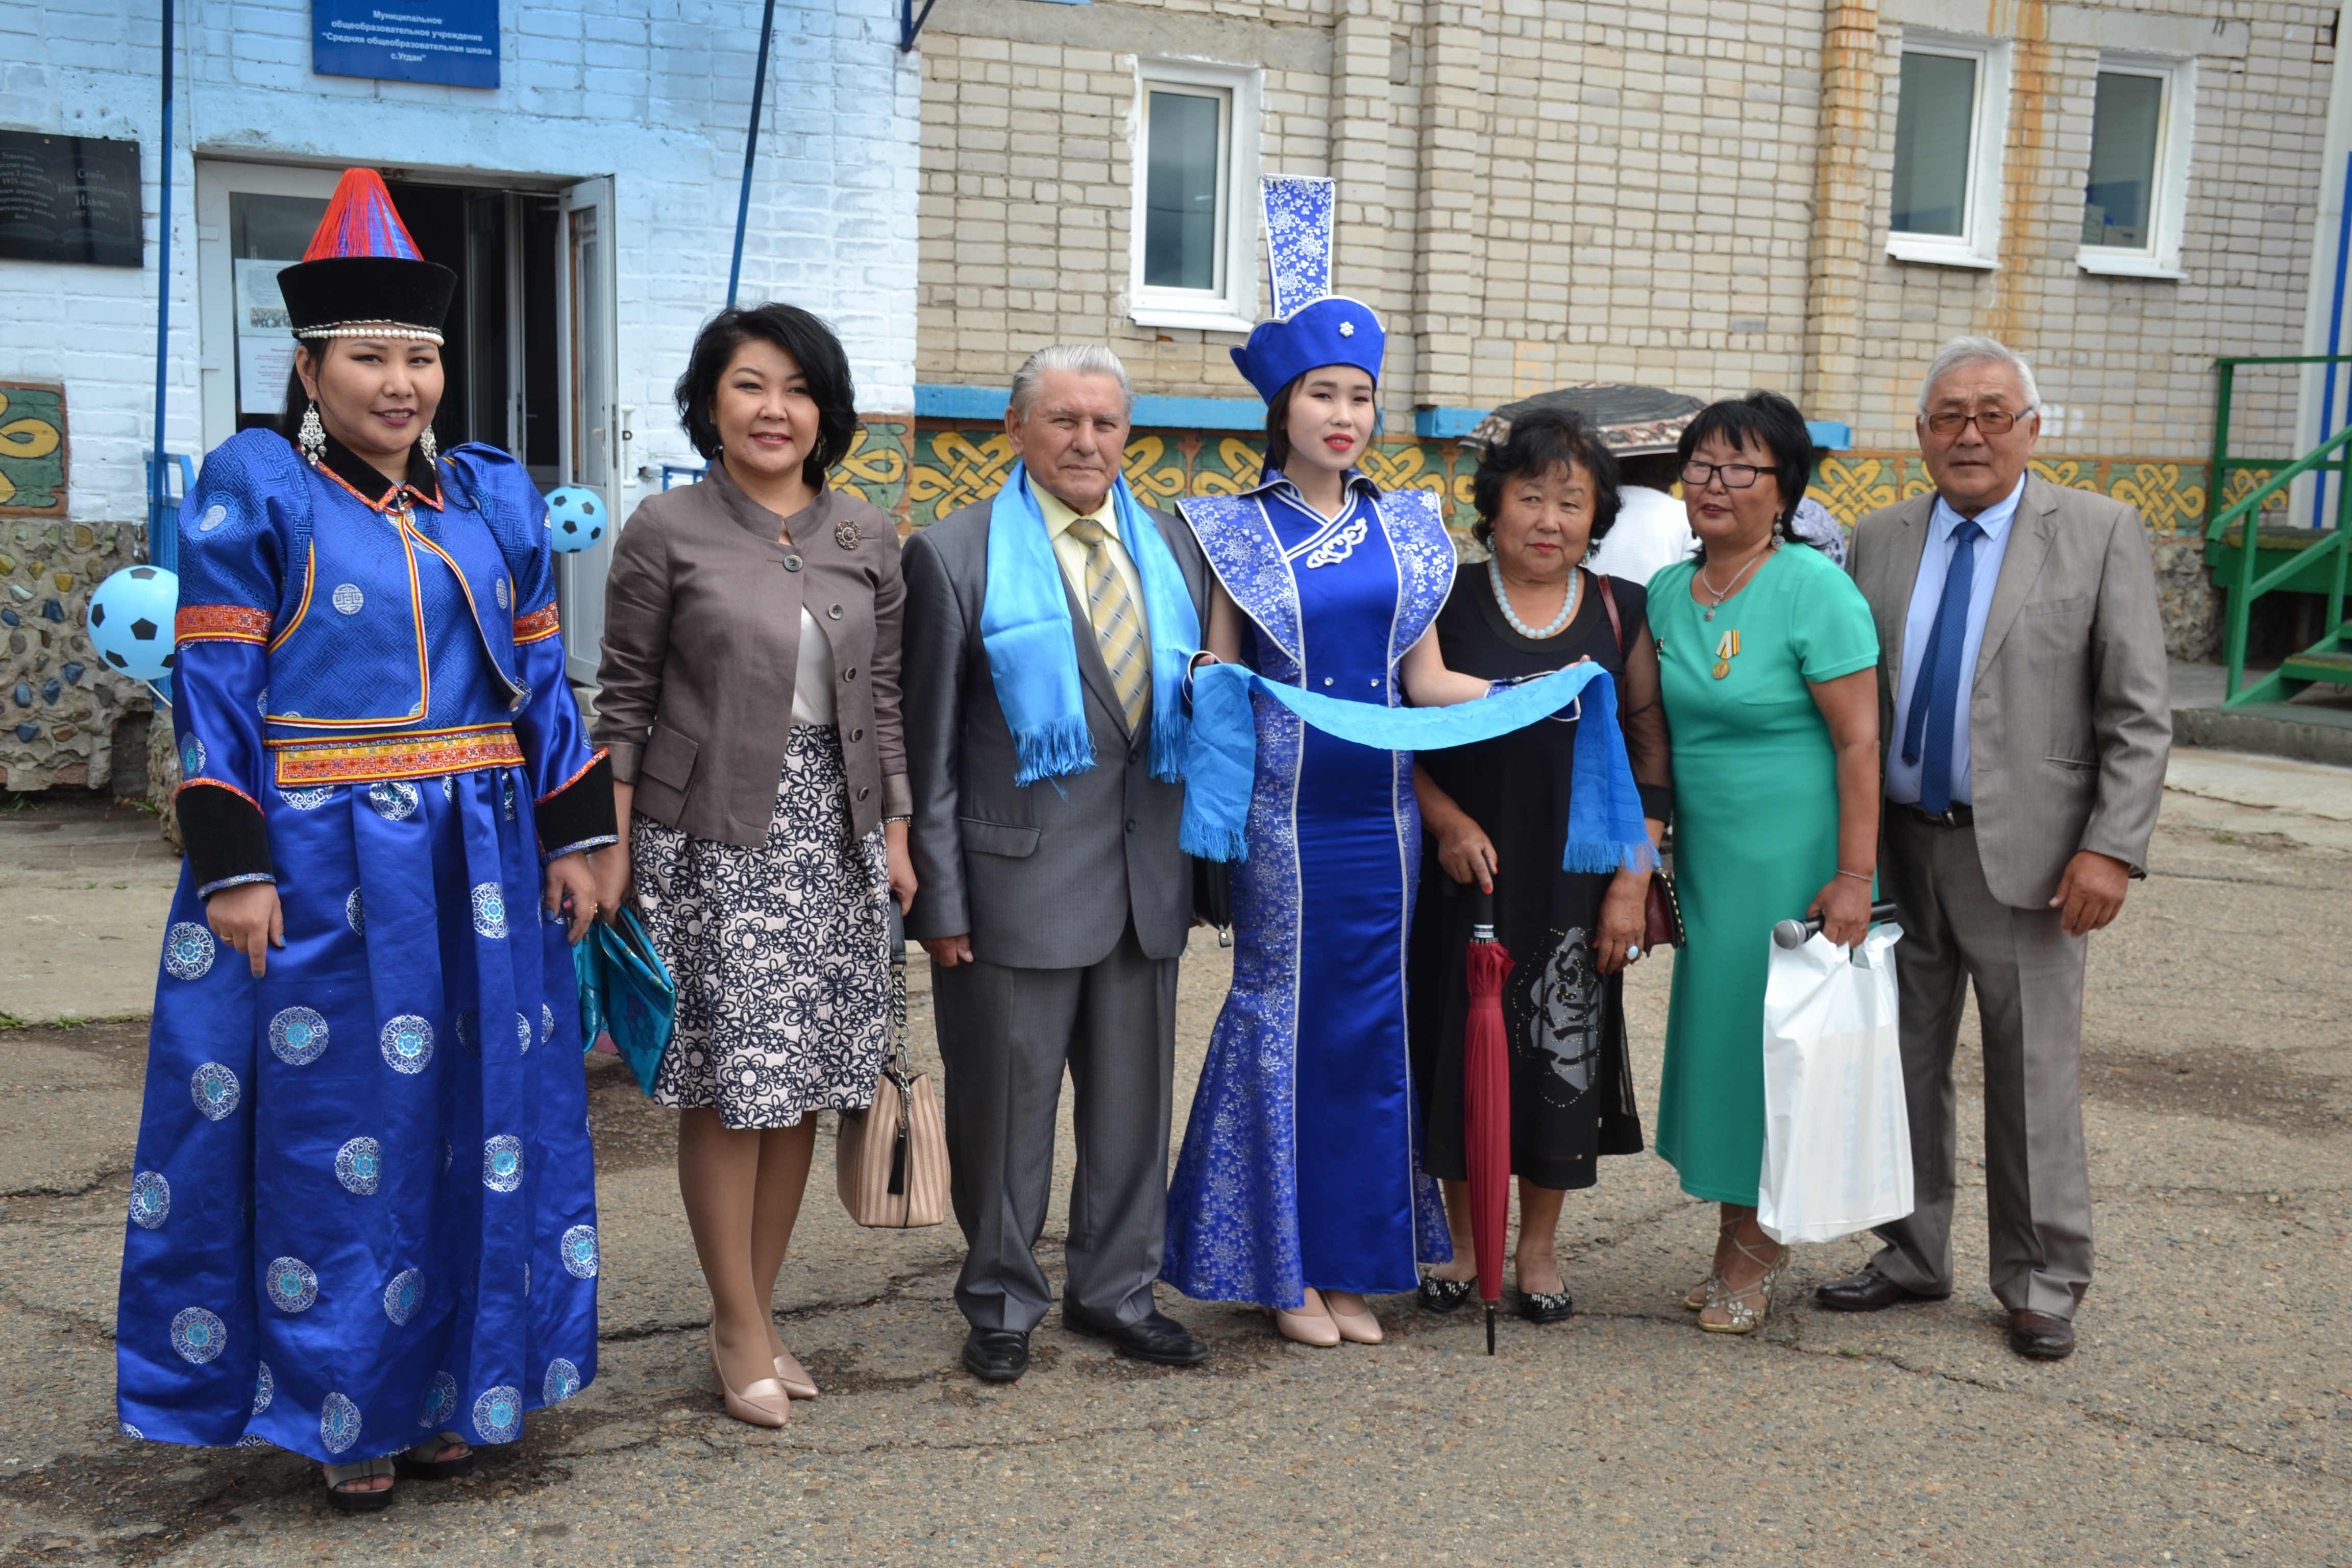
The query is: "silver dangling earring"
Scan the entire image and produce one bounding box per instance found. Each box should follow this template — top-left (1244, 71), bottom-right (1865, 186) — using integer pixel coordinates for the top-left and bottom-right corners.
top-left (298, 404), bottom-right (326, 466)
top-left (419, 425), bottom-right (438, 464)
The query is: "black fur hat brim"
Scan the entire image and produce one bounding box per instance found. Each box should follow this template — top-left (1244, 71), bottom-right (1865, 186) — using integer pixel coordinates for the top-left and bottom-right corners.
top-left (278, 255), bottom-right (457, 337)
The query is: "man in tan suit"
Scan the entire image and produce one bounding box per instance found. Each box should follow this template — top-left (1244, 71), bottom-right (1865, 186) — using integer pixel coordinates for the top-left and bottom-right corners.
top-left (1820, 336), bottom-right (2170, 1360)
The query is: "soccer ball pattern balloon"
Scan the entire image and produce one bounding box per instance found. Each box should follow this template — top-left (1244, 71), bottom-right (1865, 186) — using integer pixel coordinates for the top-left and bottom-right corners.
top-left (545, 486), bottom-right (606, 553)
top-left (88, 566), bottom-right (180, 681)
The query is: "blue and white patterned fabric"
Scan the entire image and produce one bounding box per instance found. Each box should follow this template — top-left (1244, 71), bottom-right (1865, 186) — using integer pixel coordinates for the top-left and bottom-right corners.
top-left (1162, 470), bottom-right (1457, 1309)
top-left (1231, 176), bottom-right (1387, 403)
top-left (115, 430), bottom-right (601, 1464)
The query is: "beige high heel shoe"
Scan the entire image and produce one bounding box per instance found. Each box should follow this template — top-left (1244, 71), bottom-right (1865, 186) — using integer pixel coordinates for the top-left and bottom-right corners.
top-left (771, 1347), bottom-right (818, 1401)
top-left (1325, 1292), bottom-right (1385, 1344)
top-left (1699, 1234), bottom-right (1788, 1335)
top-left (1272, 1286), bottom-right (1341, 1348)
top-left (709, 1326), bottom-right (790, 1427)
top-left (1685, 1205), bottom-right (1743, 1309)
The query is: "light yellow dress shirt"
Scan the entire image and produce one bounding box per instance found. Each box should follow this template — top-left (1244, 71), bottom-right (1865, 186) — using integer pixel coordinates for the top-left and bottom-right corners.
top-left (1032, 479), bottom-right (1148, 635)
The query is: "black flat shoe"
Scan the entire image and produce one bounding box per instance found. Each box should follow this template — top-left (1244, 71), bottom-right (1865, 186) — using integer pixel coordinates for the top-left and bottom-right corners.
top-left (1062, 1302), bottom-right (1209, 1366)
top-left (961, 1328), bottom-right (1031, 1384)
top-left (1418, 1273), bottom-right (1475, 1314)
top-left (1516, 1288), bottom-right (1575, 1325)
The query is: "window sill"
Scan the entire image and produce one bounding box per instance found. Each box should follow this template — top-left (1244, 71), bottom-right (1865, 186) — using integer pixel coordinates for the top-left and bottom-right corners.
top-left (2076, 251), bottom-right (2185, 281)
top-left (1885, 236), bottom-right (1999, 271)
top-left (1128, 301), bottom-right (1258, 335)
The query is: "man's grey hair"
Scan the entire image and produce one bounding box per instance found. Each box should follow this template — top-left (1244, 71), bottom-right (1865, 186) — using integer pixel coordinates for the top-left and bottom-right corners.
top-left (1917, 335), bottom-right (2042, 413)
top-left (1008, 343), bottom-right (1135, 422)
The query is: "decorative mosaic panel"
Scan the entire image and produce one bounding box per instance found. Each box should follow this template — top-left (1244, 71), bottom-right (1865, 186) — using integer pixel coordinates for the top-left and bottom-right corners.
top-left (0, 383), bottom-right (68, 517)
top-left (831, 421), bottom-right (2235, 544)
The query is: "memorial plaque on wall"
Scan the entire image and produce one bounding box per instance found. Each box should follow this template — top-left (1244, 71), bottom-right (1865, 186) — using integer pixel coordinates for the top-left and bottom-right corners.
top-left (0, 134), bottom-right (142, 268)
top-left (313, 1), bottom-right (500, 89)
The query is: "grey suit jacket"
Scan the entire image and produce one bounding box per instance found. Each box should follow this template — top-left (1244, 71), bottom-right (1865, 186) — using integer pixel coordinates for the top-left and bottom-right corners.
top-left (1849, 474), bottom-right (2171, 909)
top-left (900, 496), bottom-right (1211, 969)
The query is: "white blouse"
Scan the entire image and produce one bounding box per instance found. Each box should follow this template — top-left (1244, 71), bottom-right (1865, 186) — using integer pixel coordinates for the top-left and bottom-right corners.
top-left (790, 606), bottom-right (837, 725)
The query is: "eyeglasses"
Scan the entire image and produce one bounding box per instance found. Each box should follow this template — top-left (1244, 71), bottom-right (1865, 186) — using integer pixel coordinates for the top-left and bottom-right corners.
top-left (1680, 460), bottom-right (1768, 489)
top-left (1922, 407), bottom-right (2035, 437)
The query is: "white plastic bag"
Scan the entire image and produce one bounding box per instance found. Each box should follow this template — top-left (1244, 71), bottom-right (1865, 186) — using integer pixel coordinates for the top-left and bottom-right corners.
top-left (1756, 923), bottom-right (1913, 1245)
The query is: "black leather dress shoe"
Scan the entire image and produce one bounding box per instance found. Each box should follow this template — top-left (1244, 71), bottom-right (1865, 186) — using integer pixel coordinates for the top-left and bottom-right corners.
top-left (2007, 1310), bottom-right (2076, 1361)
top-left (1813, 1267), bottom-right (1950, 1312)
top-left (1062, 1302), bottom-right (1210, 1366)
top-left (961, 1328), bottom-right (1031, 1384)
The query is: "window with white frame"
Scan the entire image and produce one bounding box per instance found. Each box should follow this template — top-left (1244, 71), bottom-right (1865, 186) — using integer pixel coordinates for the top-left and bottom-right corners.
top-left (1129, 58), bottom-right (1261, 333)
top-left (2078, 56), bottom-right (2193, 280)
top-left (1886, 35), bottom-right (2010, 270)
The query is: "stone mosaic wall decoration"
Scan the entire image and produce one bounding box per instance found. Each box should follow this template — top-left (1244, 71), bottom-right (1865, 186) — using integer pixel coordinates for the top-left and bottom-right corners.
top-left (1, 513), bottom-right (153, 792)
top-left (0, 383), bottom-right (68, 517)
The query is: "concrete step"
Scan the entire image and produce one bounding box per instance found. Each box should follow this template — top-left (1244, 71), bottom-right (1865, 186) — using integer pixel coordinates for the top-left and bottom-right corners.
top-left (2170, 660), bottom-right (2352, 766)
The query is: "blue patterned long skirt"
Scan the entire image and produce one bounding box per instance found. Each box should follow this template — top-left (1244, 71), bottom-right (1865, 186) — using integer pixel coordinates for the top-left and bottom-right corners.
top-left (115, 769), bottom-right (598, 1462)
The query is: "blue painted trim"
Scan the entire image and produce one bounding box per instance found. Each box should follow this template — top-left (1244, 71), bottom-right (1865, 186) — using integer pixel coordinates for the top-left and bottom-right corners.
top-left (913, 385), bottom-right (1265, 431)
top-left (1414, 407), bottom-right (1487, 439)
top-left (1806, 420), bottom-right (1853, 452)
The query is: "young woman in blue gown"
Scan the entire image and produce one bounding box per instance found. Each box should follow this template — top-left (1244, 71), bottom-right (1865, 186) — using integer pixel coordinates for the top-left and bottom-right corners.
top-left (113, 171), bottom-right (613, 1509)
top-left (1163, 178), bottom-right (1488, 1346)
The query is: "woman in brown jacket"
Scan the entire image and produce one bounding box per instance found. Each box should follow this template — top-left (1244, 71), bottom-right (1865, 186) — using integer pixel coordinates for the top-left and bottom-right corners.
top-left (592, 303), bottom-right (915, 1428)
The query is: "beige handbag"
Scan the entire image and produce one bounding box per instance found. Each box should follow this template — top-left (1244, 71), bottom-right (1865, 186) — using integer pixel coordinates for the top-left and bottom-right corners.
top-left (836, 914), bottom-right (949, 1227)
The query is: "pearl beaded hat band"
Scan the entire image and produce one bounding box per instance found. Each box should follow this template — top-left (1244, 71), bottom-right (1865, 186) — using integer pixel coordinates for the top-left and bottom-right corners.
top-left (275, 168), bottom-right (457, 349)
top-left (288, 322), bottom-right (447, 345)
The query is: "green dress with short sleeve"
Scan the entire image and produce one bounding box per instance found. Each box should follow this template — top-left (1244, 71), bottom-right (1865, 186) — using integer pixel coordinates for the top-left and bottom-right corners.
top-left (1651, 543), bottom-right (1880, 1205)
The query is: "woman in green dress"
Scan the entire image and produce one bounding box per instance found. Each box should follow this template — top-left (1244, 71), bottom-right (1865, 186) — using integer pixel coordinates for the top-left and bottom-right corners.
top-left (1650, 391), bottom-right (1880, 1334)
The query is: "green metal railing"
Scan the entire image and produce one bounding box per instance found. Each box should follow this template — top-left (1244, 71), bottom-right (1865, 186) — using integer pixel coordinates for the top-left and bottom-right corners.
top-left (2204, 354), bottom-right (2352, 705)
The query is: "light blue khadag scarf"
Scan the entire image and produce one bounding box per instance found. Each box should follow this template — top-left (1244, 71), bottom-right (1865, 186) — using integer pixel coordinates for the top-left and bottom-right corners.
top-left (1179, 659), bottom-right (1658, 875)
top-left (981, 461), bottom-right (1202, 786)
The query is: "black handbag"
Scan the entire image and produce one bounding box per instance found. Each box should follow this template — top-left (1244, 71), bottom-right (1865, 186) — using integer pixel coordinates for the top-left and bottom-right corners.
top-left (1191, 857), bottom-right (1234, 947)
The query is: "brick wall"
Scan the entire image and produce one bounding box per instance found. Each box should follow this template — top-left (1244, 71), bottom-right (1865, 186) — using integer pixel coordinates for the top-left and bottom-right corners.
top-left (918, 0), bottom-right (2331, 465)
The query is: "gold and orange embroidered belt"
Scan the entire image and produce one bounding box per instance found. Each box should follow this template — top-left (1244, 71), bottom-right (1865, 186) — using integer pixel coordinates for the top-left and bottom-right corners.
top-left (269, 723), bottom-right (525, 786)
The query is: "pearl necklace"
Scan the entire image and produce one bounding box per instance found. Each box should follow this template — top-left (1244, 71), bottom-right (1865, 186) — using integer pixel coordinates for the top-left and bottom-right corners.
top-left (1487, 554), bottom-right (1579, 639)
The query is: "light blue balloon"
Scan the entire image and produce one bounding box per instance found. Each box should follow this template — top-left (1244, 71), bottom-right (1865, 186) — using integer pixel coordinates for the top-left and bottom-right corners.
top-left (87, 566), bottom-right (180, 681)
top-left (545, 486), bottom-right (607, 553)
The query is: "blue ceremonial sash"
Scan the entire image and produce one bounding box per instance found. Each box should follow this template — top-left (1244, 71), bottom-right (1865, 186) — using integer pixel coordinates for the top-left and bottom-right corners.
top-left (980, 462), bottom-right (1202, 786)
top-left (1180, 659), bottom-right (1656, 874)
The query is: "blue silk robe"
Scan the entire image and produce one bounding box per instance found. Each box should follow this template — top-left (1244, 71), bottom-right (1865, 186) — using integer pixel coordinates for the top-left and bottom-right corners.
top-left (1163, 471), bottom-right (1457, 1309)
top-left (115, 430), bottom-right (613, 1463)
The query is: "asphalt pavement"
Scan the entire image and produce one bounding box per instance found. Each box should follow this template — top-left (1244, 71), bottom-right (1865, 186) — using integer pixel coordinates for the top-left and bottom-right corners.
top-left (0, 750), bottom-right (2345, 1565)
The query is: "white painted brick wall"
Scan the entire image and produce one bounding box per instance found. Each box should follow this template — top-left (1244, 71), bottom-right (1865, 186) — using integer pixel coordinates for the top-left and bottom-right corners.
top-left (0, 0), bottom-right (923, 528)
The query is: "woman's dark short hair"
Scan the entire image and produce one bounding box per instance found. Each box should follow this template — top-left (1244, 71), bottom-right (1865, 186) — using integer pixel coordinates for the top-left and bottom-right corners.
top-left (1675, 390), bottom-right (1815, 540)
top-left (1469, 408), bottom-right (1622, 549)
top-left (675, 303), bottom-right (858, 484)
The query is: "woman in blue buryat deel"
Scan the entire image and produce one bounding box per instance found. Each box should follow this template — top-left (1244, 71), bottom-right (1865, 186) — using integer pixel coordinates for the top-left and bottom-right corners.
top-left (1163, 176), bottom-right (1493, 1346)
top-left (113, 169), bottom-right (614, 1511)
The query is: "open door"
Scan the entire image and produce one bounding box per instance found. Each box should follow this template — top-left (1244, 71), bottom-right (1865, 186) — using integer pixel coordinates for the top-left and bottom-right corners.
top-left (555, 177), bottom-right (618, 689)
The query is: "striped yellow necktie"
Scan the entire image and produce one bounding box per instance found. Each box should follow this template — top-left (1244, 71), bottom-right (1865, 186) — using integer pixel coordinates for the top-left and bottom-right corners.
top-left (1064, 517), bottom-right (1149, 730)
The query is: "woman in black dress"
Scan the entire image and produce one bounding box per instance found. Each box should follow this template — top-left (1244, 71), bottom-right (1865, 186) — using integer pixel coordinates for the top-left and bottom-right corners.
top-left (1407, 408), bottom-right (1672, 1322)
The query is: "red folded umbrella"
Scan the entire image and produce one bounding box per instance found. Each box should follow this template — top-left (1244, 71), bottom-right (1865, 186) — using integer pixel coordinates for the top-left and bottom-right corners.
top-left (1463, 885), bottom-right (1514, 1355)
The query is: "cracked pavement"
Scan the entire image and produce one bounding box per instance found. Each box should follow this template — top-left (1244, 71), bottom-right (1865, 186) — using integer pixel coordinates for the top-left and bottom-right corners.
top-left (0, 749), bottom-right (2346, 1565)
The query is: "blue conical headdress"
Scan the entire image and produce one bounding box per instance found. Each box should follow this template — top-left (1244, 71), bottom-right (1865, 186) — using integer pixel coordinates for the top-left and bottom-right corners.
top-left (1230, 175), bottom-right (1386, 404)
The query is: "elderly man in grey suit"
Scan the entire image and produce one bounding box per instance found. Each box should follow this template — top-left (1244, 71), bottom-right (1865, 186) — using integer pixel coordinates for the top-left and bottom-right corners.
top-left (902, 344), bottom-right (1213, 1384)
top-left (1822, 335), bottom-right (2171, 1361)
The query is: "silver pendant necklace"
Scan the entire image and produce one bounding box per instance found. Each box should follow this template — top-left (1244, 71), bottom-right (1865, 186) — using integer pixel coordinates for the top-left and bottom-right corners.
top-left (1488, 554), bottom-right (1579, 639)
top-left (1698, 541), bottom-right (1775, 621)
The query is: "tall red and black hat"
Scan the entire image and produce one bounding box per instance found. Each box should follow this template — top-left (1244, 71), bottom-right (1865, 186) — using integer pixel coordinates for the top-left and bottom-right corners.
top-left (275, 169), bottom-right (456, 343)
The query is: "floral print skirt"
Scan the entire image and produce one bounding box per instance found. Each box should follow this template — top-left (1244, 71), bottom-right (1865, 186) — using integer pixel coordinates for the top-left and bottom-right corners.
top-left (632, 725), bottom-right (891, 1130)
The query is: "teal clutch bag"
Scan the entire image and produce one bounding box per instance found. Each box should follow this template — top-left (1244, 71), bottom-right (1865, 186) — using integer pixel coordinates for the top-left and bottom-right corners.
top-left (575, 908), bottom-right (677, 1095)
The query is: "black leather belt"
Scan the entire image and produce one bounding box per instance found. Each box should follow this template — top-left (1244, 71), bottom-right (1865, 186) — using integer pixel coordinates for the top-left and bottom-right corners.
top-left (1901, 801), bottom-right (1974, 828)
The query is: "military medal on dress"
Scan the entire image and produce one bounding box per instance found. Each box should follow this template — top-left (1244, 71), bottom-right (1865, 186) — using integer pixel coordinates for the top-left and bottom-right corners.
top-left (1712, 628), bottom-right (1740, 679)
